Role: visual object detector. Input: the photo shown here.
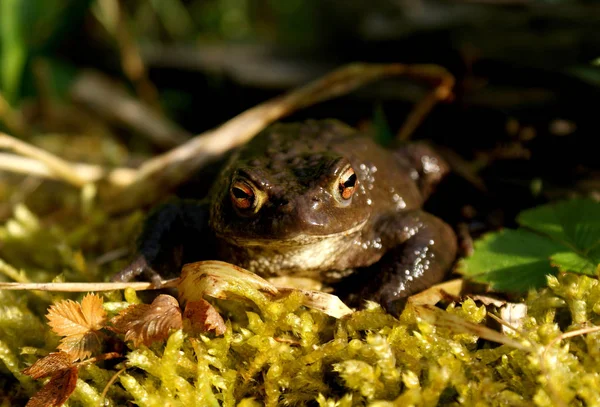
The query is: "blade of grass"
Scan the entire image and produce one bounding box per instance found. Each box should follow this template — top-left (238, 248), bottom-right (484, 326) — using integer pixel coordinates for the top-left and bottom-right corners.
top-left (0, 0), bottom-right (26, 104)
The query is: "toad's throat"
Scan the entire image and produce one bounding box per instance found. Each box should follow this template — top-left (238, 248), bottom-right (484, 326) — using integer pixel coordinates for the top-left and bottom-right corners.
top-left (214, 218), bottom-right (371, 278)
top-left (216, 218), bottom-right (369, 248)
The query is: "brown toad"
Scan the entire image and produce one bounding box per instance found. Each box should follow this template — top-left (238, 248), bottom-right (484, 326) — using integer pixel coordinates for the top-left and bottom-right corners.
top-left (115, 120), bottom-right (457, 314)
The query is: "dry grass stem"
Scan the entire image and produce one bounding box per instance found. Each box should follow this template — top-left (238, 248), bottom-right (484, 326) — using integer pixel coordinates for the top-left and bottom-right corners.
top-left (0, 152), bottom-right (136, 186)
top-left (108, 63), bottom-right (454, 212)
top-left (0, 279), bottom-right (179, 292)
top-left (0, 132), bottom-right (87, 187)
top-left (396, 66), bottom-right (455, 141)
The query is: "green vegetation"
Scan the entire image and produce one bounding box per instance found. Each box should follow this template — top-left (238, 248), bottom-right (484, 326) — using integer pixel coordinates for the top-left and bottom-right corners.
top-left (1, 1), bottom-right (599, 406)
top-left (459, 199), bottom-right (600, 292)
top-left (1, 203), bottom-right (600, 405)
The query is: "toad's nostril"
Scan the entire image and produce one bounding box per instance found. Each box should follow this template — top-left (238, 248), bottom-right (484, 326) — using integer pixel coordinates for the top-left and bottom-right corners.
top-left (279, 199), bottom-right (294, 213)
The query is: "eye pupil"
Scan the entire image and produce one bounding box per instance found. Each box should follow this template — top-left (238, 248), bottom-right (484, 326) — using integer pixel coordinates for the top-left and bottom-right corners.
top-left (232, 187), bottom-right (250, 199)
top-left (231, 182), bottom-right (255, 209)
top-left (338, 168), bottom-right (356, 200)
top-left (343, 173), bottom-right (356, 188)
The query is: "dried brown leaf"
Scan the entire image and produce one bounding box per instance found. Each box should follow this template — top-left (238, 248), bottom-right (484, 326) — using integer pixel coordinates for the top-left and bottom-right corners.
top-left (23, 352), bottom-right (72, 380)
top-left (470, 294), bottom-right (507, 308)
top-left (110, 294), bottom-right (182, 347)
top-left (25, 366), bottom-right (78, 407)
top-left (183, 299), bottom-right (226, 336)
top-left (407, 279), bottom-right (464, 306)
top-left (47, 294), bottom-right (106, 336)
top-left (79, 293), bottom-right (107, 329)
top-left (56, 332), bottom-right (103, 363)
top-left (46, 293), bottom-right (107, 361)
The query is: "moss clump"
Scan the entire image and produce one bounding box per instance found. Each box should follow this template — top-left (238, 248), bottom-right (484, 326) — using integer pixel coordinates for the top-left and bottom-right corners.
top-left (2, 206), bottom-right (600, 406)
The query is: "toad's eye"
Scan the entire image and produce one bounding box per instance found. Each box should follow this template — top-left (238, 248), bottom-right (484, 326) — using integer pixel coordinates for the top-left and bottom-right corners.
top-left (230, 180), bottom-right (256, 210)
top-left (338, 166), bottom-right (357, 200)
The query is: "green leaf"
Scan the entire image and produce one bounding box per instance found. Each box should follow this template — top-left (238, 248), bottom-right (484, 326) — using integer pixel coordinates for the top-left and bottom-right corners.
top-left (459, 199), bottom-right (600, 293)
top-left (518, 199), bottom-right (600, 273)
top-left (0, 0), bottom-right (92, 103)
top-left (458, 229), bottom-right (563, 292)
top-left (518, 199), bottom-right (600, 248)
top-left (0, 0), bottom-right (27, 103)
top-left (550, 252), bottom-right (600, 275)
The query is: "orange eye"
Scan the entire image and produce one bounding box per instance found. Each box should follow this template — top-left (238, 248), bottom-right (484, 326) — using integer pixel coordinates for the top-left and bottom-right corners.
top-left (230, 181), bottom-right (255, 210)
top-left (338, 167), bottom-right (357, 200)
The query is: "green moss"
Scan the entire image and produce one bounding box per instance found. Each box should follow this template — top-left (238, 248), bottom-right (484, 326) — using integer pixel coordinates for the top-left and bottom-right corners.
top-left (3, 206), bottom-right (600, 406)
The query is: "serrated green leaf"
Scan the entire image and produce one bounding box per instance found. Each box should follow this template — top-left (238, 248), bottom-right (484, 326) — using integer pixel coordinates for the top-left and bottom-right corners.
top-left (550, 252), bottom-right (600, 275)
top-left (518, 198), bottom-right (600, 250)
top-left (461, 199), bottom-right (600, 293)
top-left (458, 229), bottom-right (563, 292)
top-left (518, 199), bottom-right (600, 275)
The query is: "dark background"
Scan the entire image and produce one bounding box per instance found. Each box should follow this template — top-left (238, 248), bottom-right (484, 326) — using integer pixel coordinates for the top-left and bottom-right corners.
top-left (1, 0), bottom-right (599, 233)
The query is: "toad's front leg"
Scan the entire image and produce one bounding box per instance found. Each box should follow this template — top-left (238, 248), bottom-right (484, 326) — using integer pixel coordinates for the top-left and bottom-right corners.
top-left (112, 200), bottom-right (212, 285)
top-left (347, 210), bottom-right (457, 315)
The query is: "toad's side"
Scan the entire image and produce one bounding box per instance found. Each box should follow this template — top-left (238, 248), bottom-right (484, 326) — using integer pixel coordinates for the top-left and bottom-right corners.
top-left (114, 120), bottom-right (457, 315)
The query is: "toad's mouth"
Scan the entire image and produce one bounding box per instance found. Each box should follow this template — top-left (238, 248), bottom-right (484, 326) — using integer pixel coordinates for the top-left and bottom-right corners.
top-left (215, 217), bottom-right (369, 247)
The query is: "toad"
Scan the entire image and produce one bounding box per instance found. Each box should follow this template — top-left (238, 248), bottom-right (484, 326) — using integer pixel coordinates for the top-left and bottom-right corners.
top-left (114, 120), bottom-right (457, 315)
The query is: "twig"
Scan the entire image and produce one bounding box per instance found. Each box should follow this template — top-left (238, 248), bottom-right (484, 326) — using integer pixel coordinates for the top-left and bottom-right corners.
top-left (0, 152), bottom-right (136, 186)
top-left (101, 366), bottom-right (127, 404)
top-left (0, 279), bottom-right (179, 292)
top-left (434, 145), bottom-right (487, 192)
top-left (114, 3), bottom-right (161, 110)
top-left (107, 63), bottom-right (455, 213)
top-left (0, 132), bottom-right (88, 187)
top-left (93, 0), bottom-right (160, 110)
top-left (76, 352), bottom-right (122, 368)
top-left (487, 311), bottom-right (521, 334)
top-left (543, 325), bottom-right (600, 356)
top-left (414, 304), bottom-right (530, 351)
top-left (396, 66), bottom-right (455, 141)
top-left (2, 63), bottom-right (456, 210)
top-left (71, 71), bottom-right (190, 149)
